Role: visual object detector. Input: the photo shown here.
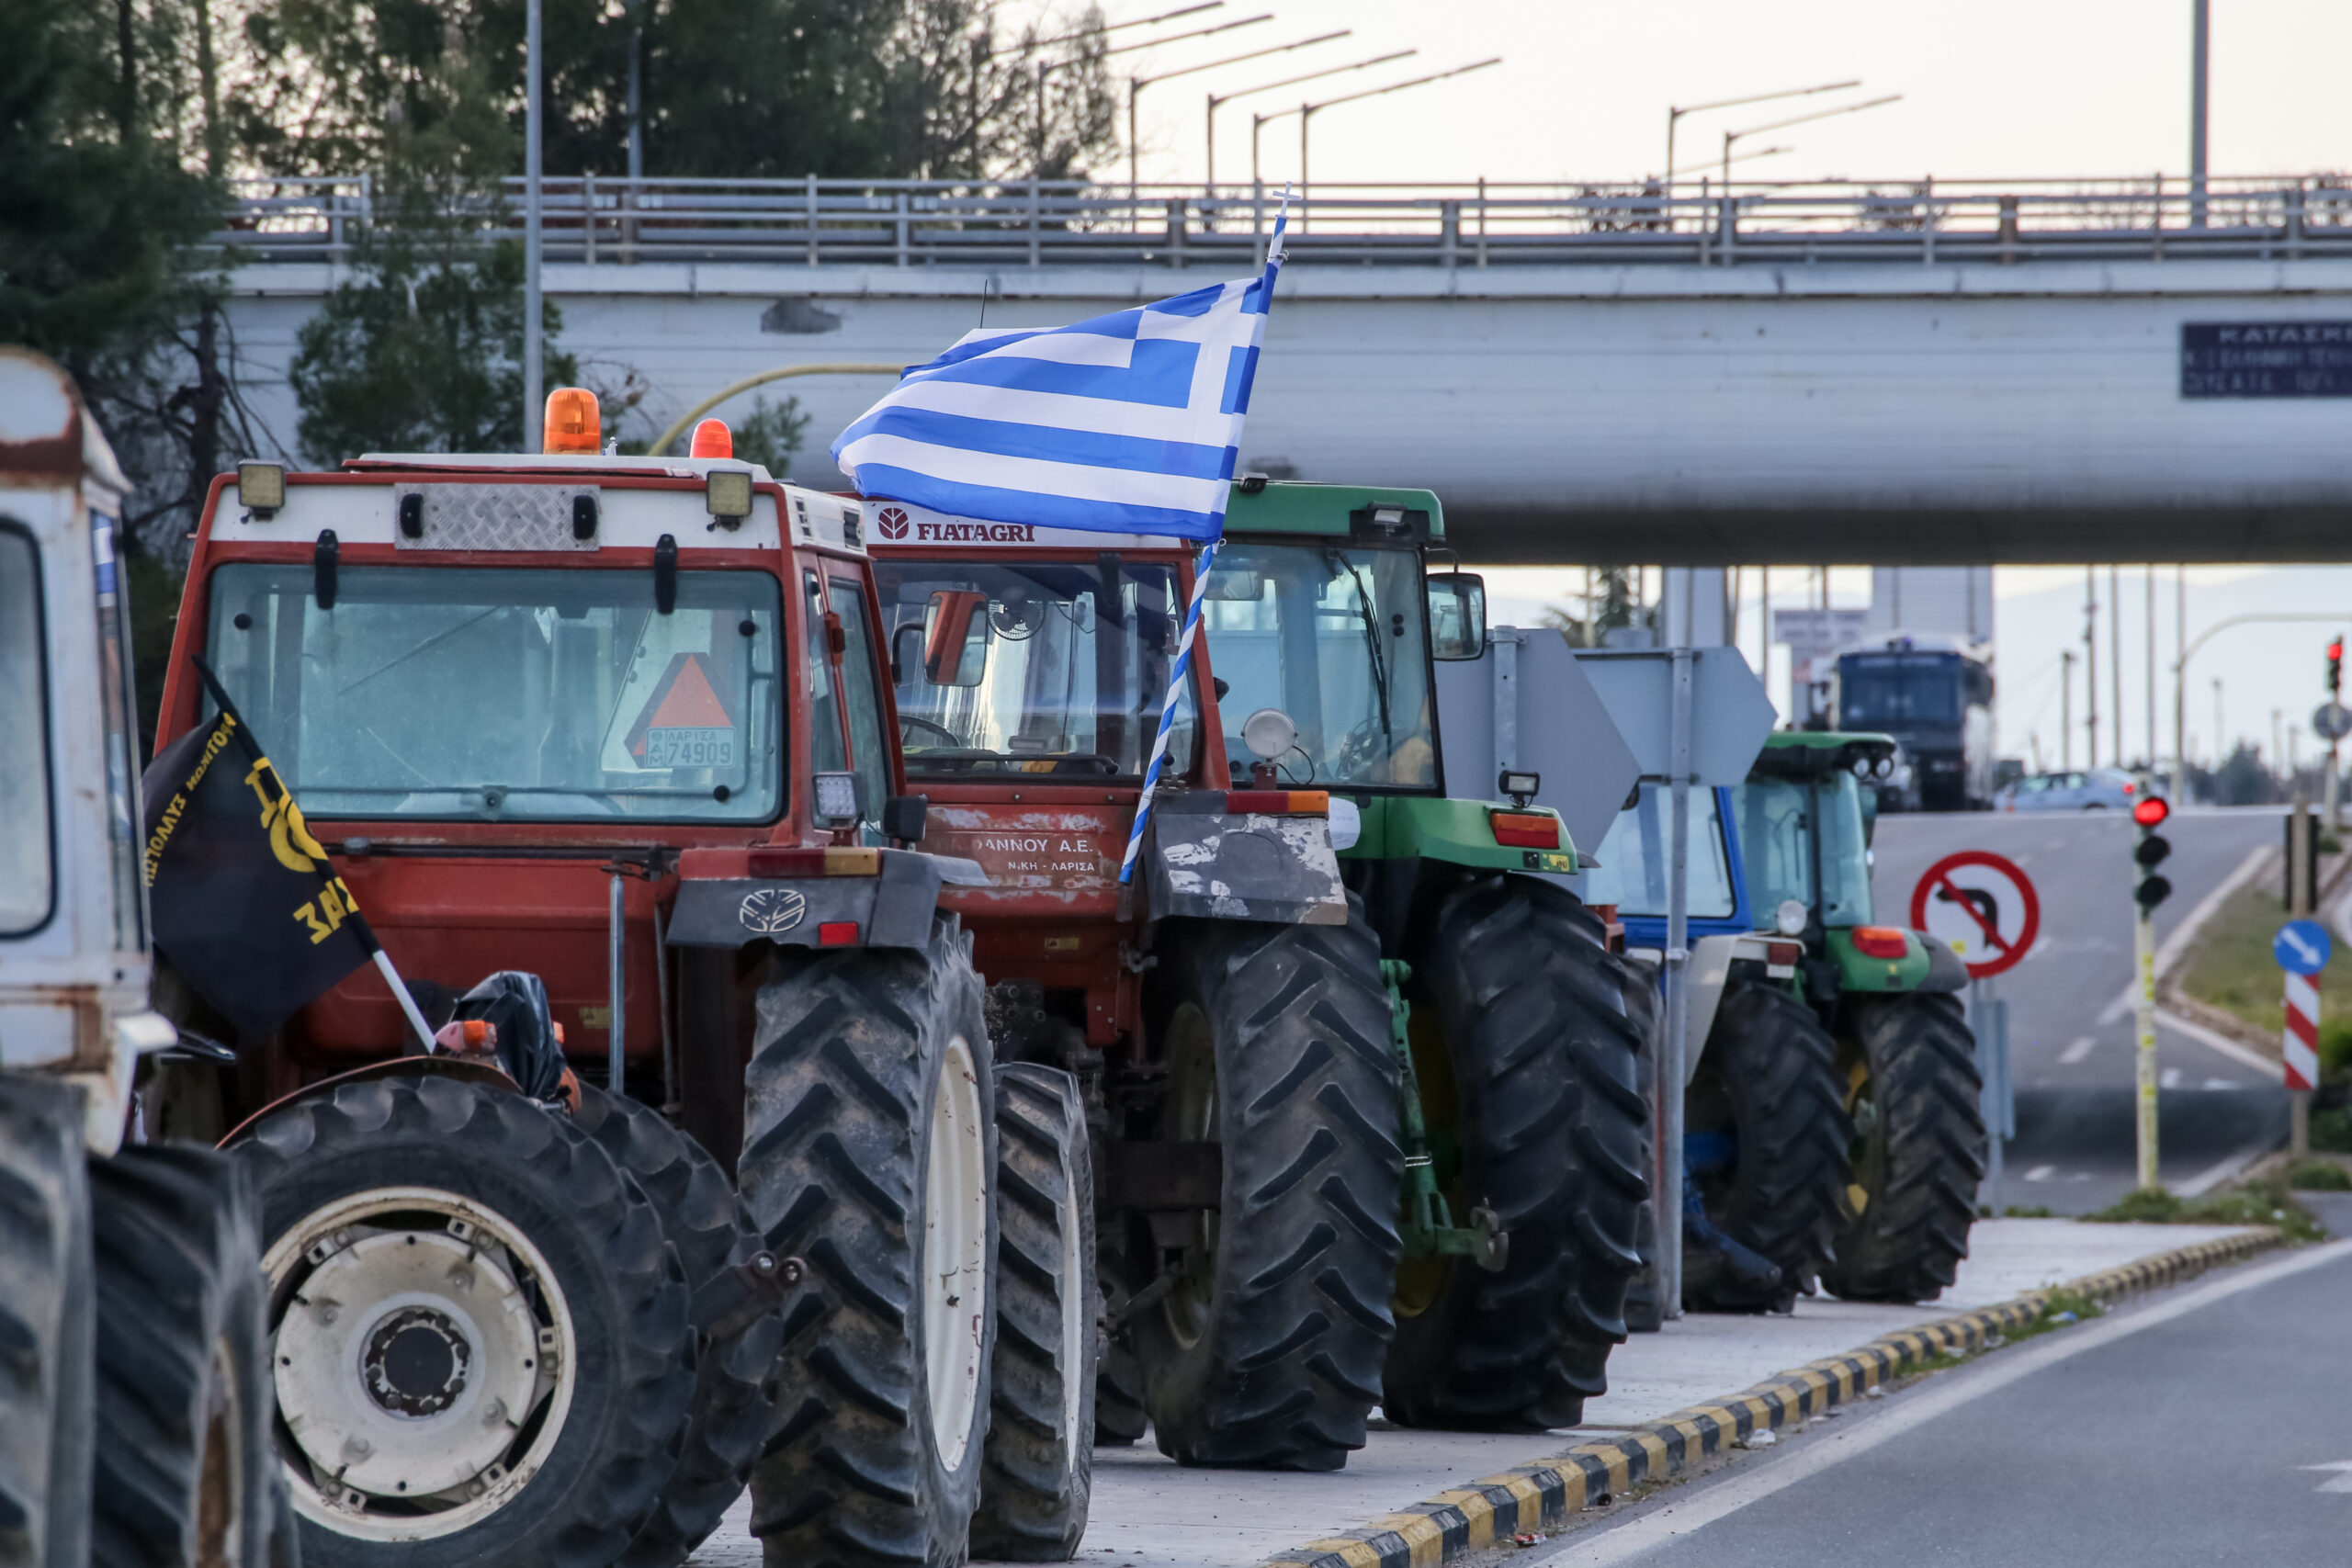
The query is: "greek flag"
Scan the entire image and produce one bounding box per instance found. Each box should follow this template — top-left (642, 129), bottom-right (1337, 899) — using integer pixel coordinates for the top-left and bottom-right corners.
top-left (831, 221), bottom-right (1287, 542)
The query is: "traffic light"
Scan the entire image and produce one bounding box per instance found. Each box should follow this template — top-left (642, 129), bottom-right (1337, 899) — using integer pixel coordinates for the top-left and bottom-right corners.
top-left (2132, 795), bottom-right (2172, 913)
top-left (2329, 638), bottom-right (2344, 697)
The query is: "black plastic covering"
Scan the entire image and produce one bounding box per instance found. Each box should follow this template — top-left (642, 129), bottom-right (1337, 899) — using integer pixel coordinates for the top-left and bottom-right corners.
top-left (454, 971), bottom-right (571, 1102)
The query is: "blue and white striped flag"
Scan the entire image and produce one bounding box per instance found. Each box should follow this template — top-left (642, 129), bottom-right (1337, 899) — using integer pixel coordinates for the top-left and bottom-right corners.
top-left (831, 221), bottom-right (1287, 542)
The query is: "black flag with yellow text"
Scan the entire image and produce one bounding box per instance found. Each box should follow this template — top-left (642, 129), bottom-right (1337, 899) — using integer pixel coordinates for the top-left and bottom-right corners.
top-left (141, 665), bottom-right (378, 1042)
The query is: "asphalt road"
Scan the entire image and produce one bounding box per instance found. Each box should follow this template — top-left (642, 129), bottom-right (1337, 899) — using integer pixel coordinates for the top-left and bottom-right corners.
top-left (1536, 1236), bottom-right (2352, 1567)
top-left (1866, 807), bottom-right (2290, 1214)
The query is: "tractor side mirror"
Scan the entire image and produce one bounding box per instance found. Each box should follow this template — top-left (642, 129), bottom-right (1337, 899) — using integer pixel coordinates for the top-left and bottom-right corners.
top-left (1427, 572), bottom-right (1487, 660)
top-left (922, 590), bottom-right (990, 686)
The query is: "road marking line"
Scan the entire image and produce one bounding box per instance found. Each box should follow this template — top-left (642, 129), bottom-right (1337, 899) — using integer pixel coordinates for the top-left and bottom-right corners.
top-left (2022, 1164), bottom-right (2055, 1182)
top-left (2160, 1066), bottom-right (2183, 1089)
top-left (1542, 1240), bottom-right (2352, 1566)
top-left (2176, 1141), bottom-right (2275, 1198)
top-left (2157, 1008), bottom-right (2278, 1076)
top-left (2058, 1034), bottom-right (2098, 1065)
top-left (2098, 842), bottom-right (2273, 1025)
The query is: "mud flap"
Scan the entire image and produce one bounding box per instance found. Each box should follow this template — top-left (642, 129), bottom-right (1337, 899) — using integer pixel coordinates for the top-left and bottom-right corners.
top-left (1144, 804), bottom-right (1348, 926)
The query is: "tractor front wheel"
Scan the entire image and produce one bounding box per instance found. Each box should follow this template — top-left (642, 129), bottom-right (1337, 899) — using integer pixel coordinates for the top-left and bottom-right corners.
top-left (1821, 992), bottom-right (1987, 1303)
top-left (1681, 980), bottom-right (1853, 1313)
top-left (232, 1072), bottom-right (696, 1568)
top-left (739, 919), bottom-right (997, 1566)
top-left (1125, 912), bottom-right (1401, 1471)
top-left (1383, 875), bottom-right (1648, 1432)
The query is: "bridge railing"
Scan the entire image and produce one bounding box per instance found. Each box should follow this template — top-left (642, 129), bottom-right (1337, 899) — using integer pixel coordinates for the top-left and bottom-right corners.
top-left (208, 174), bottom-right (2352, 269)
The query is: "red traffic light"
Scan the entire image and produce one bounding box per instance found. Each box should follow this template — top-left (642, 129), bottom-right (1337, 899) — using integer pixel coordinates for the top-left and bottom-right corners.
top-left (2132, 795), bottom-right (2170, 828)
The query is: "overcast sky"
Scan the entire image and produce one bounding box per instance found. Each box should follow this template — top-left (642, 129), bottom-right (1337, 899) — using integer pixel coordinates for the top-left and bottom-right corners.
top-left (1079, 2), bottom-right (2352, 767)
top-left (1088, 1), bottom-right (2352, 189)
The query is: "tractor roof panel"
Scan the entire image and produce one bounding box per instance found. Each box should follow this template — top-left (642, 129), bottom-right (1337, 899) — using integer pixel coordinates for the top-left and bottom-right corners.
top-left (856, 496), bottom-right (1193, 552)
top-left (1753, 729), bottom-right (1900, 778)
top-left (1221, 480), bottom-right (1448, 541)
top-left (194, 468), bottom-right (895, 555)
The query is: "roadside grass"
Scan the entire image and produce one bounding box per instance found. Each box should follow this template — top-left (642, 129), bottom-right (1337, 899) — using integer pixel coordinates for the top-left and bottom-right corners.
top-left (2086, 1173), bottom-right (2326, 1243)
top-left (2287, 1159), bottom-right (2352, 1190)
top-left (2177, 878), bottom-right (2352, 1054)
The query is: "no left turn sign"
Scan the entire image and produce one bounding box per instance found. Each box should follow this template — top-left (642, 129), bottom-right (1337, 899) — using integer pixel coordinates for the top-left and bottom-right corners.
top-left (1909, 851), bottom-right (2041, 980)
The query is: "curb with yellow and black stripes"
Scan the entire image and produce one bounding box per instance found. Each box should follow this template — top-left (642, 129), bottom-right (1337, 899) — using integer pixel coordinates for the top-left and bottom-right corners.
top-left (1263, 1229), bottom-right (2277, 1568)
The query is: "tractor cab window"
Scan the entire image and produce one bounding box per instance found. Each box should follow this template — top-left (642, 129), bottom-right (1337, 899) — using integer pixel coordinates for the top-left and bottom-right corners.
top-left (1200, 542), bottom-right (1438, 791)
top-left (0, 524), bottom-right (52, 934)
top-left (1587, 784), bottom-right (1736, 919)
top-left (1732, 773), bottom-right (1873, 929)
top-left (873, 558), bottom-right (1195, 780)
top-left (204, 564), bottom-right (784, 823)
top-left (803, 570), bottom-right (892, 835)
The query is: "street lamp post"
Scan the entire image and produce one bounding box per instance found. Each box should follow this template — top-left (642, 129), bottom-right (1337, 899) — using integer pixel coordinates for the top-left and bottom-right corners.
top-left (1664, 79), bottom-right (1860, 190)
top-left (1207, 50), bottom-right (1414, 192)
top-left (2170, 612), bottom-right (2352, 805)
top-left (1252, 59), bottom-right (1501, 209)
top-left (1719, 92), bottom-right (1901, 193)
top-left (1029, 10), bottom-right (1263, 178)
top-left (523, 0), bottom-right (543, 451)
top-left (1128, 28), bottom-right (1348, 199)
top-left (2189, 0), bottom-right (2211, 228)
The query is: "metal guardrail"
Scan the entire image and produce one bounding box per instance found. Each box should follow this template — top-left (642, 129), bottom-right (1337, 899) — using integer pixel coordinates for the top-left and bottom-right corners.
top-left (211, 174), bottom-right (2352, 269)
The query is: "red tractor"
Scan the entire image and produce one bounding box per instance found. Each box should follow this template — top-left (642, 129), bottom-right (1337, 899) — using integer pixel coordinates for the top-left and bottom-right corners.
top-left (871, 480), bottom-right (1646, 1467)
top-left (147, 396), bottom-right (1093, 1568)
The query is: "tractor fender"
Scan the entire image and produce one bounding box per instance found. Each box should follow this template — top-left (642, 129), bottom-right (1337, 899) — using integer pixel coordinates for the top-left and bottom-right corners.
top-left (1915, 933), bottom-right (1971, 993)
top-left (215, 1054), bottom-right (519, 1150)
top-left (1144, 802), bottom-right (1348, 928)
top-left (667, 845), bottom-right (952, 952)
top-left (1627, 932), bottom-right (1779, 1081)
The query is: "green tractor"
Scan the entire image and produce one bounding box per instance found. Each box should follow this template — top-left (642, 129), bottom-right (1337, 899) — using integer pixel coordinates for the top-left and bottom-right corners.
top-left (1613, 730), bottom-right (1987, 1309)
top-left (1209, 481), bottom-right (1650, 1428)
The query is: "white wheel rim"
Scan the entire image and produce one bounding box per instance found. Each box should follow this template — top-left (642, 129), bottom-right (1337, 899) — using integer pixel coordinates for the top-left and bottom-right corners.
top-left (922, 1036), bottom-right (989, 1472)
top-left (1058, 1136), bottom-right (1087, 1454)
top-left (261, 1188), bottom-right (578, 1542)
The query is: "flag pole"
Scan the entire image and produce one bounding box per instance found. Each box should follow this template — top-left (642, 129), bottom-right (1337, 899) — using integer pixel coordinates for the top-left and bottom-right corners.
top-left (1119, 537), bottom-right (1222, 905)
top-left (188, 659), bottom-right (439, 1055)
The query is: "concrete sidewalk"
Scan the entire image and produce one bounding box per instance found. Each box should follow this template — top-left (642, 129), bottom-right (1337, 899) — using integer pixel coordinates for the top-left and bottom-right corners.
top-left (685, 1219), bottom-right (2259, 1568)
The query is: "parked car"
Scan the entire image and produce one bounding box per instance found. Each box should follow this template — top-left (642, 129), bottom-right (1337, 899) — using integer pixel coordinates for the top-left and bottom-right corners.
top-left (1996, 767), bottom-right (2141, 811)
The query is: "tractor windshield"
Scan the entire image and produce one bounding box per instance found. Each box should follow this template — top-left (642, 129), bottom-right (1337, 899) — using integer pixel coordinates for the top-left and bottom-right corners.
top-left (1733, 773), bottom-right (1873, 928)
top-left (1200, 541), bottom-right (1437, 791)
top-left (1586, 784), bottom-right (1737, 919)
top-left (202, 564), bottom-right (786, 822)
top-left (872, 558), bottom-right (1195, 780)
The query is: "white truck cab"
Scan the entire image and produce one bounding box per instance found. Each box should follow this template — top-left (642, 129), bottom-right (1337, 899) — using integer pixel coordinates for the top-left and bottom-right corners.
top-left (0, 348), bottom-right (176, 1150)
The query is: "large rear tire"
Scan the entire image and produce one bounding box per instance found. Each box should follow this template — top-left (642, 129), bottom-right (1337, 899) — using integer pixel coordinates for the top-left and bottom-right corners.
top-left (1682, 980), bottom-right (1852, 1313)
top-left (971, 1065), bottom-right (1095, 1561)
top-left (1617, 964), bottom-right (1665, 1335)
top-left (88, 1143), bottom-right (273, 1568)
top-left (232, 1072), bottom-right (695, 1568)
top-left (1383, 875), bottom-right (1647, 1432)
top-left (740, 919), bottom-right (996, 1568)
top-left (1125, 912), bottom-right (1400, 1472)
top-left (1821, 993), bottom-right (1987, 1303)
top-left (568, 1084), bottom-right (778, 1568)
top-left (0, 1077), bottom-right (95, 1568)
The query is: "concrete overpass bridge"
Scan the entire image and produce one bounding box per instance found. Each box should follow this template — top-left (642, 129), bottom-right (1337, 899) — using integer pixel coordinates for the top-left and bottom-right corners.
top-left (216, 174), bottom-right (2352, 565)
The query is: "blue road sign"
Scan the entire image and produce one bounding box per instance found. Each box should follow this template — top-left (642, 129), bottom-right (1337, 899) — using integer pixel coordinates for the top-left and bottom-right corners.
top-left (2275, 919), bottom-right (2333, 976)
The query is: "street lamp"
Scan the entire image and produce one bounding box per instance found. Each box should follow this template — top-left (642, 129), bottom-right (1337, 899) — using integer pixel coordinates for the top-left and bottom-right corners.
top-left (2170, 611), bottom-right (2351, 805)
top-left (1669, 142), bottom-right (1792, 180)
top-left (523, 0), bottom-right (543, 451)
top-left (1031, 11), bottom-right (1269, 175)
top-left (1663, 79), bottom-right (1859, 187)
top-left (1206, 50), bottom-right (1415, 192)
top-left (1129, 29), bottom-right (1349, 199)
top-left (1252, 59), bottom-right (1502, 206)
top-left (1720, 93), bottom-right (1901, 192)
